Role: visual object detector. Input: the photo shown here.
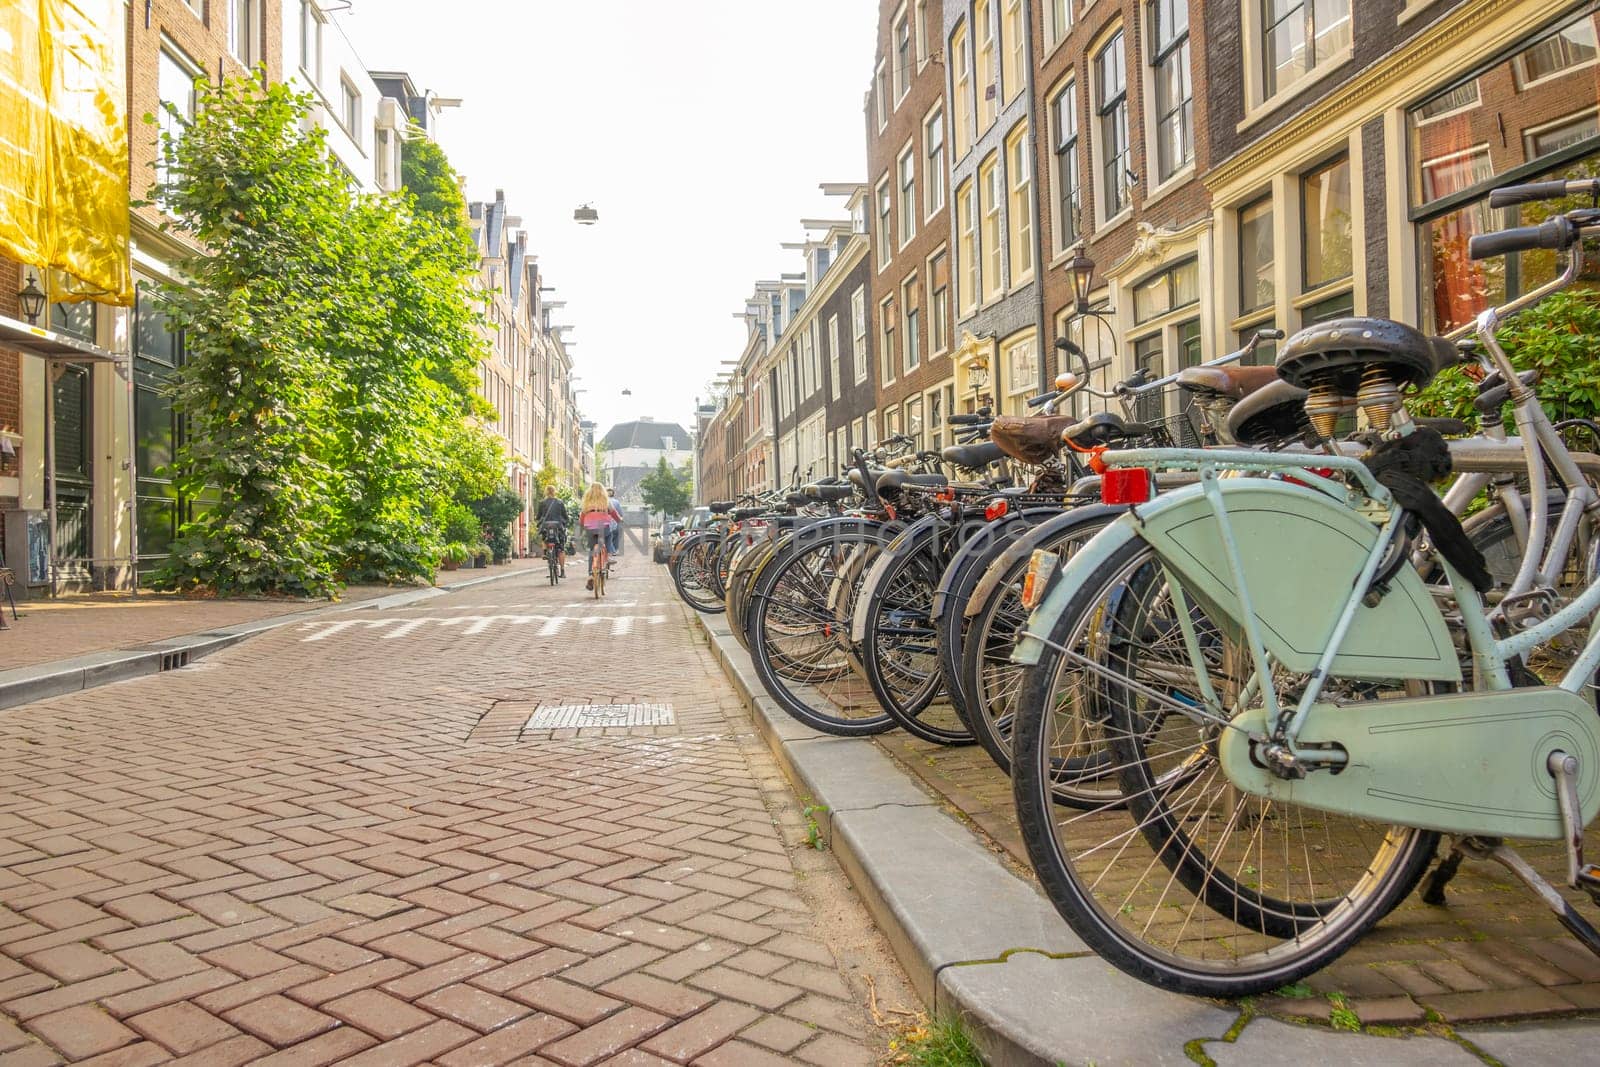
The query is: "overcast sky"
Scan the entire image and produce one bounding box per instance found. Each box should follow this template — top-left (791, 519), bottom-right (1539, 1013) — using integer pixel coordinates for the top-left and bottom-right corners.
top-left (339, 0), bottom-right (879, 439)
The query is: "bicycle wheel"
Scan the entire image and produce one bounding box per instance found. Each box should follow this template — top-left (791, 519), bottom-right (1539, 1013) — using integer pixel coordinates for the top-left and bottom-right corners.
top-left (933, 508), bottom-right (1060, 728)
top-left (749, 519), bottom-right (896, 736)
top-left (858, 521), bottom-right (973, 744)
top-left (961, 508), bottom-right (1118, 789)
top-left (671, 533), bottom-right (725, 613)
top-left (1010, 534), bottom-right (1440, 997)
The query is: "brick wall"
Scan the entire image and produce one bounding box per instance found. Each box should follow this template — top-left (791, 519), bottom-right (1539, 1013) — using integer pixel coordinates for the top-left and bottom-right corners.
top-left (867, 0), bottom-right (954, 423)
top-left (129, 1), bottom-right (285, 232)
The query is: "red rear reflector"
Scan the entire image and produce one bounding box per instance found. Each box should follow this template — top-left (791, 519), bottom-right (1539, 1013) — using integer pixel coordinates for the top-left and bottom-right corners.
top-left (985, 498), bottom-right (1009, 522)
top-left (1101, 467), bottom-right (1153, 505)
top-left (936, 488), bottom-right (956, 503)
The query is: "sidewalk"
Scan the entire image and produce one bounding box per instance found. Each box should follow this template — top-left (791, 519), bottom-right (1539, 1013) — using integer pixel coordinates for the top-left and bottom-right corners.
top-left (696, 610), bottom-right (1600, 1065)
top-left (0, 561), bottom-right (541, 671)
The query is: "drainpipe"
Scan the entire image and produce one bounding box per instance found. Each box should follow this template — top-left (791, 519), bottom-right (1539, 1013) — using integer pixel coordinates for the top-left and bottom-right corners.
top-left (1024, 5), bottom-right (1049, 392)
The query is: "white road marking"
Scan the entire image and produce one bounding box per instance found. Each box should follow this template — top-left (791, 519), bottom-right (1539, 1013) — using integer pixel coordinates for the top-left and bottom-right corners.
top-left (297, 613), bottom-right (668, 642)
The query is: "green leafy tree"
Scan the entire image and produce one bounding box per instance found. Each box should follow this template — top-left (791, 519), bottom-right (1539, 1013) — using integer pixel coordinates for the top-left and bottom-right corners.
top-left (401, 128), bottom-right (468, 231)
top-left (639, 458), bottom-right (692, 526)
top-left (470, 486), bottom-right (525, 564)
top-left (146, 77), bottom-right (504, 595)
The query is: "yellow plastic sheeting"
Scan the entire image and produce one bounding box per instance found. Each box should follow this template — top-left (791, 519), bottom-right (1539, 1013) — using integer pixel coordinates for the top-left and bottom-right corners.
top-left (0, 0), bottom-right (131, 307)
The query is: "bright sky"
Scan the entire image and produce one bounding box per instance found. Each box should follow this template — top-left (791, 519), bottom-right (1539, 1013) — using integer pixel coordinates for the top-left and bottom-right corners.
top-left (341, 0), bottom-right (879, 439)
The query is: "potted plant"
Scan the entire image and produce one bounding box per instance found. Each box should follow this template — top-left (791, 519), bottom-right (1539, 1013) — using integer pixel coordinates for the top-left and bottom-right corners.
top-left (440, 543), bottom-right (469, 571)
top-left (473, 545), bottom-right (490, 568)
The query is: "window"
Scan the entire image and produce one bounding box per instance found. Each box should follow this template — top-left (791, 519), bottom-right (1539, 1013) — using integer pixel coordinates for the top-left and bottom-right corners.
top-left (904, 396), bottom-right (924, 444)
top-left (979, 153), bottom-right (1002, 302)
top-left (1150, 0), bottom-right (1193, 181)
top-left (1052, 80), bottom-right (1081, 249)
top-left (339, 77), bottom-right (360, 134)
top-left (903, 276), bottom-right (921, 374)
top-left (1409, 7), bottom-right (1600, 332)
top-left (1515, 17), bottom-right (1598, 86)
top-left (1132, 259), bottom-right (1198, 324)
top-left (925, 109), bottom-right (946, 217)
top-left (976, 0), bottom-right (997, 130)
top-left (915, 0), bottom-right (933, 64)
top-left (1527, 112), bottom-right (1600, 159)
top-left (1046, 0), bottom-right (1071, 49)
top-left (1263, 0), bottom-right (1351, 99)
top-left (894, 7), bottom-right (912, 100)
top-left (881, 298), bottom-right (897, 386)
top-left (298, 1), bottom-right (322, 76)
top-left (1002, 333), bottom-right (1038, 412)
top-left (156, 46), bottom-right (199, 195)
top-left (1303, 290), bottom-right (1355, 326)
top-left (1301, 155), bottom-right (1352, 289)
top-left (1096, 30), bottom-right (1130, 219)
top-left (875, 178), bottom-right (893, 267)
top-left (955, 180), bottom-right (977, 314)
top-left (876, 60), bottom-right (889, 130)
top-left (952, 23), bottom-right (972, 159)
top-left (230, 0), bottom-right (259, 67)
top-left (829, 315), bottom-right (842, 400)
top-left (928, 251), bottom-right (950, 354)
top-left (1001, 0), bottom-right (1025, 103)
top-left (852, 287), bottom-right (869, 385)
top-left (927, 388), bottom-right (946, 450)
top-left (1006, 123), bottom-right (1034, 284)
top-left (898, 145), bottom-right (917, 247)
top-left (1238, 197), bottom-right (1274, 312)
top-left (1131, 334), bottom-right (1164, 422)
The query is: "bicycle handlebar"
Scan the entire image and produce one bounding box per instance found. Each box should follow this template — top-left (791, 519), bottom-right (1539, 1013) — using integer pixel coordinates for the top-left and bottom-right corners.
top-left (1488, 178), bottom-right (1600, 208)
top-left (1469, 217), bottom-right (1578, 260)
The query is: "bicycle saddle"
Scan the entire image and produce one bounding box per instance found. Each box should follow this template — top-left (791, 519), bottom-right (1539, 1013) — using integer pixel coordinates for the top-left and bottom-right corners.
top-left (1225, 378), bottom-right (1311, 445)
top-left (1063, 411), bottom-right (1149, 448)
top-left (804, 483), bottom-right (855, 502)
top-left (1176, 363), bottom-right (1280, 401)
top-left (1275, 317), bottom-right (1458, 393)
top-left (732, 507), bottom-right (765, 520)
top-left (875, 470), bottom-right (948, 494)
top-left (991, 414), bottom-right (1075, 464)
top-left (941, 441), bottom-right (1006, 469)
top-left (708, 500), bottom-right (736, 513)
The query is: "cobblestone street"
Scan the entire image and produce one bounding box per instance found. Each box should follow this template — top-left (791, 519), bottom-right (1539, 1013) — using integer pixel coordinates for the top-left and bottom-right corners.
top-left (0, 542), bottom-right (914, 1065)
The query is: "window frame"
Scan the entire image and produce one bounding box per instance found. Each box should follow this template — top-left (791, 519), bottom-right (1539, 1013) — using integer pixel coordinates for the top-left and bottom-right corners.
top-left (1000, 0), bottom-right (1025, 105)
top-left (978, 152), bottom-right (1003, 303)
top-left (924, 105), bottom-right (946, 221)
top-left (229, 0), bottom-right (260, 69)
top-left (955, 178), bottom-right (978, 315)
top-left (1093, 27), bottom-right (1131, 225)
top-left (902, 274), bottom-right (922, 376)
top-left (893, 3), bottom-right (913, 103)
top-left (875, 176), bottom-right (894, 271)
top-left (875, 59), bottom-right (890, 131)
top-left (1250, 0), bottom-right (1353, 110)
top-left (852, 286), bottom-right (870, 385)
top-left (1050, 76), bottom-right (1081, 253)
top-left (1299, 153), bottom-right (1354, 293)
top-left (828, 314), bottom-right (842, 400)
top-left (951, 21), bottom-right (973, 161)
top-left (1147, 0), bottom-right (1194, 186)
top-left (897, 141), bottom-right (918, 249)
top-left (880, 295), bottom-right (898, 387)
top-left (1045, 0), bottom-right (1072, 52)
top-left (976, 0), bottom-right (997, 132)
top-left (927, 247), bottom-right (951, 356)
top-left (1005, 121), bottom-right (1034, 287)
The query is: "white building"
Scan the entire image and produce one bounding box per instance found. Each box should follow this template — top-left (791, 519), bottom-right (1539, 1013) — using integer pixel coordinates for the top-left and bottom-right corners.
top-left (283, 1), bottom-right (403, 194)
top-left (599, 418), bottom-right (692, 516)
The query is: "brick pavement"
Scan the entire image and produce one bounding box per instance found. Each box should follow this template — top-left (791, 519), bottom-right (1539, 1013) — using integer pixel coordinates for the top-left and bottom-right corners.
top-left (0, 543), bottom-right (908, 1064)
top-left (877, 728), bottom-right (1600, 1027)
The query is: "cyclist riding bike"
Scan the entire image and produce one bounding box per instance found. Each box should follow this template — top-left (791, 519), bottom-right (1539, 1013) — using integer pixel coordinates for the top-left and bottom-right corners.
top-left (534, 485), bottom-right (568, 580)
top-left (579, 483), bottom-right (622, 594)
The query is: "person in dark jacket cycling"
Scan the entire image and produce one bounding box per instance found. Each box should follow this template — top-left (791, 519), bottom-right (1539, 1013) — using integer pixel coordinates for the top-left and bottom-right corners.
top-left (534, 486), bottom-right (569, 578)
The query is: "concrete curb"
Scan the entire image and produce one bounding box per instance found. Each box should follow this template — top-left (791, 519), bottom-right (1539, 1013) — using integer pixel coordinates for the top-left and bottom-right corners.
top-left (0, 566), bottom-right (531, 712)
top-left (693, 610), bottom-right (1504, 1066)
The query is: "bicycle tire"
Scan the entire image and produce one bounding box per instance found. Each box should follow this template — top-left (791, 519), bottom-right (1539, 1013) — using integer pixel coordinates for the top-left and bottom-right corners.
top-left (1010, 533), bottom-right (1439, 997)
top-left (748, 518), bottom-right (896, 736)
top-left (670, 533), bottom-right (725, 613)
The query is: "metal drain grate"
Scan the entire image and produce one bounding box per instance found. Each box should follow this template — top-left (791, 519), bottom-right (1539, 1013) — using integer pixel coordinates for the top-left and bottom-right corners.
top-left (526, 703), bottom-right (675, 729)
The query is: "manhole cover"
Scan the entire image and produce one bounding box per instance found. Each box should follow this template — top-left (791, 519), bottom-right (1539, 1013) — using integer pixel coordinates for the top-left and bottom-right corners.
top-left (526, 703), bottom-right (675, 729)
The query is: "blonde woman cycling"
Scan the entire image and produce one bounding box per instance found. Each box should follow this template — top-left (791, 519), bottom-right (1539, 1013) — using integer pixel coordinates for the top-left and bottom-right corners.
top-left (579, 483), bottom-right (621, 596)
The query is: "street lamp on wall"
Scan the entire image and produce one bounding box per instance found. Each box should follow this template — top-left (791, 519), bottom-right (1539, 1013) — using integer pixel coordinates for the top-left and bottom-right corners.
top-left (1068, 249), bottom-right (1096, 315)
top-left (18, 273), bottom-right (46, 325)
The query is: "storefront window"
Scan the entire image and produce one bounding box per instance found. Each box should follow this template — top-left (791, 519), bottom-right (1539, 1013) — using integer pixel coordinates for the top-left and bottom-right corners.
top-left (1238, 198), bottom-right (1274, 312)
top-left (1133, 258), bottom-right (1199, 324)
top-left (1301, 156), bottom-right (1352, 289)
top-left (1409, 4), bottom-right (1600, 331)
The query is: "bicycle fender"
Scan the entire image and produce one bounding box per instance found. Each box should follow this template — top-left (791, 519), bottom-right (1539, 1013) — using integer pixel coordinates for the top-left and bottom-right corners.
top-left (965, 503), bottom-right (1124, 621)
top-left (931, 507), bottom-right (1060, 620)
top-left (1012, 513), bottom-right (1144, 667)
top-left (849, 514), bottom-right (943, 644)
top-left (1014, 480), bottom-right (1460, 684)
